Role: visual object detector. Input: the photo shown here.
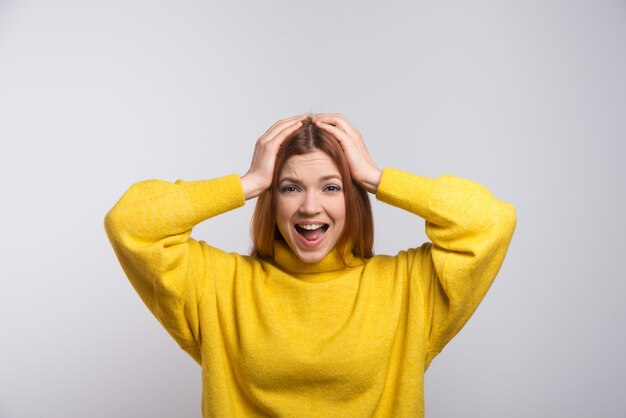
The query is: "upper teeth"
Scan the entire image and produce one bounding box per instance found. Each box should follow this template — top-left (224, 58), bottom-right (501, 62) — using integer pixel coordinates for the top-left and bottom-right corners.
top-left (299, 223), bottom-right (324, 230)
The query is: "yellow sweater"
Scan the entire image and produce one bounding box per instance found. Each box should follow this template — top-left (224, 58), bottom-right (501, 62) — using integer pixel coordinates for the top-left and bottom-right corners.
top-left (104, 168), bottom-right (516, 417)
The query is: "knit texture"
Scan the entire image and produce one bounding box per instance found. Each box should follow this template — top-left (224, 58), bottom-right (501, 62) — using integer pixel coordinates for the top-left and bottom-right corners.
top-left (104, 168), bottom-right (516, 417)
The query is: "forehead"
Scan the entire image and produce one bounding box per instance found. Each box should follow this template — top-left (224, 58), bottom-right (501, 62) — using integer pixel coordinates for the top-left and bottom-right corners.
top-left (279, 150), bottom-right (341, 178)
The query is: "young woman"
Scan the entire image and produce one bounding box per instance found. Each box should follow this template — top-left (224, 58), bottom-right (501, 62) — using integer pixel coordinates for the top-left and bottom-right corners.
top-left (105, 113), bottom-right (516, 417)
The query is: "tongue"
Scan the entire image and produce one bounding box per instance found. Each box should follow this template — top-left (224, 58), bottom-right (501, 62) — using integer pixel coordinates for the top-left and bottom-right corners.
top-left (300, 227), bottom-right (324, 241)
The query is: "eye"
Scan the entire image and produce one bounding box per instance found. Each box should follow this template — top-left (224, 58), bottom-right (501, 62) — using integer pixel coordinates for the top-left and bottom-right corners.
top-left (324, 184), bottom-right (342, 192)
top-left (280, 185), bottom-right (301, 193)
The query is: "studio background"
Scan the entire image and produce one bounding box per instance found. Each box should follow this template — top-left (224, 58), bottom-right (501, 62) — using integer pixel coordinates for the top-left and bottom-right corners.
top-left (1, 0), bottom-right (624, 417)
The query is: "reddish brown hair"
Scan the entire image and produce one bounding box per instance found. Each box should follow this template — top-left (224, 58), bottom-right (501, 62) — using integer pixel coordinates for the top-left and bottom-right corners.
top-left (250, 116), bottom-right (374, 263)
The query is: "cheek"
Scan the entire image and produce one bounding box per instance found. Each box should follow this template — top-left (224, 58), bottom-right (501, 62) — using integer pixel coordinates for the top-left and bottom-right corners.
top-left (330, 199), bottom-right (346, 224)
top-left (275, 198), bottom-right (294, 227)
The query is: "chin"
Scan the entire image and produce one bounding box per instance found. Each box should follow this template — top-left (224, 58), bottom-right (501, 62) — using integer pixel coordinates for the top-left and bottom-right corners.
top-left (295, 250), bottom-right (327, 264)
top-left (284, 235), bottom-right (334, 264)
top-left (280, 226), bottom-right (337, 264)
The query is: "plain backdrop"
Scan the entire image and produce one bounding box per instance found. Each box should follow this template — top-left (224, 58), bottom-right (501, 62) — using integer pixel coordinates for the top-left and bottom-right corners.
top-left (1, 0), bottom-right (625, 417)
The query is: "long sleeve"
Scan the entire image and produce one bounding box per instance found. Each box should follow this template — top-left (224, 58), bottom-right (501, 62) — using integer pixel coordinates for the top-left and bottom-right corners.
top-left (103, 174), bottom-right (245, 362)
top-left (376, 168), bottom-right (516, 366)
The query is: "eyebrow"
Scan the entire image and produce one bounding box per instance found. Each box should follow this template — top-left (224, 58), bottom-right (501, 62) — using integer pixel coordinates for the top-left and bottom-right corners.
top-left (279, 175), bottom-right (343, 184)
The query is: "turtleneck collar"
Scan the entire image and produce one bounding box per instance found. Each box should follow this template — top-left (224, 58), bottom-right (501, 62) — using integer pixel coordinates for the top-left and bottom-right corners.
top-left (271, 239), bottom-right (364, 280)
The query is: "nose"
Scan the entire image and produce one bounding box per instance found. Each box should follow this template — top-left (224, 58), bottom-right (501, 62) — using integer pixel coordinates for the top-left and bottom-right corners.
top-left (299, 191), bottom-right (322, 215)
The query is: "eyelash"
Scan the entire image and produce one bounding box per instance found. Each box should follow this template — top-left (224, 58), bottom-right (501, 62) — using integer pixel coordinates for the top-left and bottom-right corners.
top-left (280, 185), bottom-right (300, 193)
top-left (279, 184), bottom-right (342, 193)
top-left (324, 185), bottom-right (342, 192)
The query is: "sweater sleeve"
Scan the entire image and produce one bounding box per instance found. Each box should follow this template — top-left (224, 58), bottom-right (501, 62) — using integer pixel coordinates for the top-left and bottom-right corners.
top-left (103, 174), bottom-right (245, 363)
top-left (376, 168), bottom-right (516, 366)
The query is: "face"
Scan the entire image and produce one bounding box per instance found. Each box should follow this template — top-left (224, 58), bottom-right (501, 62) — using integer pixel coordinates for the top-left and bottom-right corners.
top-left (276, 150), bottom-right (346, 264)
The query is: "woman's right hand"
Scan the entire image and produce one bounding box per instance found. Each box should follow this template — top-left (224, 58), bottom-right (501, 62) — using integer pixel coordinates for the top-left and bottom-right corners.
top-left (241, 114), bottom-right (308, 200)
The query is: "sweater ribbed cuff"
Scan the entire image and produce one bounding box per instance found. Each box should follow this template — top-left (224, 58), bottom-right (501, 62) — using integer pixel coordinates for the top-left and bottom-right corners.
top-left (375, 168), bottom-right (437, 218)
top-left (176, 174), bottom-right (245, 222)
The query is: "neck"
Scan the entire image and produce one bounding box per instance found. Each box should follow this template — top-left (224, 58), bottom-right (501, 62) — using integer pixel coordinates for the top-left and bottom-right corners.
top-left (271, 240), bottom-right (363, 281)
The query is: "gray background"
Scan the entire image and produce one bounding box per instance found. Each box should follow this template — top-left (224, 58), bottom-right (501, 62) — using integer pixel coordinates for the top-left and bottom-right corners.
top-left (1, 0), bottom-right (624, 417)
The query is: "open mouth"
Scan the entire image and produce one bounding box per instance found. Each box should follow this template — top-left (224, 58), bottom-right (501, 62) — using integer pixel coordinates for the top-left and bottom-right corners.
top-left (295, 223), bottom-right (329, 242)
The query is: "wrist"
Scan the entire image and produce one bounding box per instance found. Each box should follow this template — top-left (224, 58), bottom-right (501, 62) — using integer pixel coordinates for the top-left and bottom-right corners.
top-left (360, 168), bottom-right (382, 194)
top-left (240, 173), bottom-right (269, 200)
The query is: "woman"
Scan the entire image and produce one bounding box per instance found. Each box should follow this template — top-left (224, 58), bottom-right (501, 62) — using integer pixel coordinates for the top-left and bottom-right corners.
top-left (105, 113), bottom-right (516, 417)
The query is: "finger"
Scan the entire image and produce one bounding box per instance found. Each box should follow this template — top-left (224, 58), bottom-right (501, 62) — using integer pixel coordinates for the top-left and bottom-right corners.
top-left (272, 120), bottom-right (303, 143)
top-left (314, 121), bottom-right (350, 143)
top-left (261, 115), bottom-right (307, 140)
top-left (312, 113), bottom-right (347, 122)
top-left (313, 113), bottom-right (344, 118)
top-left (312, 113), bottom-right (346, 125)
top-left (314, 114), bottom-right (359, 136)
top-left (261, 120), bottom-right (303, 152)
top-left (269, 114), bottom-right (308, 130)
top-left (269, 118), bottom-right (305, 141)
top-left (275, 114), bottom-right (308, 126)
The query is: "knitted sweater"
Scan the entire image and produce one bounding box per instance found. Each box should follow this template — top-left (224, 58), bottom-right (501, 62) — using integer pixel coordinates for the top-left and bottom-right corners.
top-left (104, 167), bottom-right (516, 417)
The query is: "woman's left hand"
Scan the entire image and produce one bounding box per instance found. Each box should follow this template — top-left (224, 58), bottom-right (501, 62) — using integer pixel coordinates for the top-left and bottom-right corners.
top-left (313, 113), bottom-right (382, 193)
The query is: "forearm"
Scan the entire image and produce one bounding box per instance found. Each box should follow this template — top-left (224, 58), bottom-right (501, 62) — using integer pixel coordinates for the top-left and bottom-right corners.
top-left (104, 174), bottom-right (245, 243)
top-left (375, 168), bottom-right (516, 251)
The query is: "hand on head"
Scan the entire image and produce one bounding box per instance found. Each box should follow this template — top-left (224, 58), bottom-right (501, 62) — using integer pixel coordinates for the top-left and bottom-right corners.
top-left (312, 114), bottom-right (382, 194)
top-left (241, 114), bottom-right (308, 200)
top-left (241, 113), bottom-right (382, 200)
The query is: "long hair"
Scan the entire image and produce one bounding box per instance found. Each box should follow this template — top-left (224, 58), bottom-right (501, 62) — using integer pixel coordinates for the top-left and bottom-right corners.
top-left (250, 116), bottom-right (374, 263)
